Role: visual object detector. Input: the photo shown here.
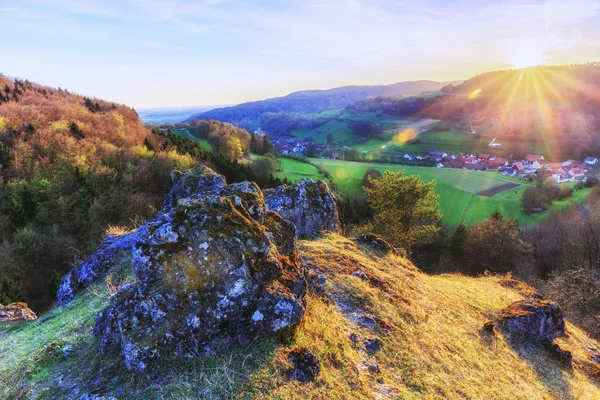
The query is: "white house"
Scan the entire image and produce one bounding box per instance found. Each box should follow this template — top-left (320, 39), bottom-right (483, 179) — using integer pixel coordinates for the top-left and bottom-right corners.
top-left (585, 157), bottom-right (599, 166)
top-left (436, 163), bottom-right (444, 168)
top-left (554, 173), bottom-right (574, 184)
top-left (293, 143), bottom-right (306, 153)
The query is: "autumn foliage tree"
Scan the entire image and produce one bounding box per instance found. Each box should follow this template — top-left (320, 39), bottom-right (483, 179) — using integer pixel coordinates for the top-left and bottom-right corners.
top-left (0, 74), bottom-right (196, 310)
top-left (364, 170), bottom-right (441, 255)
top-left (463, 212), bottom-right (533, 275)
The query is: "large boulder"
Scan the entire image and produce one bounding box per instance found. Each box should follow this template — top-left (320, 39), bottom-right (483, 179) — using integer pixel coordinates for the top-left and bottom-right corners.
top-left (94, 167), bottom-right (308, 372)
top-left (0, 302), bottom-right (37, 323)
top-left (57, 229), bottom-right (144, 305)
top-left (499, 298), bottom-right (565, 343)
top-left (264, 179), bottom-right (341, 237)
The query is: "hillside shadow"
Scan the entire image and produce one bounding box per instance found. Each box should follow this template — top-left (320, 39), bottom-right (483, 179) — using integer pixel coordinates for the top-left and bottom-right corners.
top-left (503, 336), bottom-right (580, 398)
top-left (18, 334), bottom-right (280, 399)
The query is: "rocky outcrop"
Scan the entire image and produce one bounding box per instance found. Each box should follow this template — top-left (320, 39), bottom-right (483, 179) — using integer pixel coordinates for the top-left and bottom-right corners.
top-left (57, 230), bottom-right (144, 305)
top-left (499, 299), bottom-right (565, 343)
top-left (94, 167), bottom-right (308, 372)
top-left (264, 179), bottom-right (341, 237)
top-left (0, 302), bottom-right (37, 323)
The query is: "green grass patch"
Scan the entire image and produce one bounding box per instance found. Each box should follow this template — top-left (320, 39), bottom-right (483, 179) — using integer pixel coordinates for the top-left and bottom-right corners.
top-left (173, 128), bottom-right (211, 150)
top-left (276, 158), bottom-right (327, 183)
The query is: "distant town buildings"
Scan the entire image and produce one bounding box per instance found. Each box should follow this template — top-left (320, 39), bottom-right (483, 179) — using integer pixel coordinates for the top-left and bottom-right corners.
top-left (272, 139), bottom-right (599, 185)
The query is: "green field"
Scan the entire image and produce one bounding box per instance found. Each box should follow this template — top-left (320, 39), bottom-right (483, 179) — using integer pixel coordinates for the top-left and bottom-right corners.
top-left (275, 157), bottom-right (327, 182)
top-left (173, 128), bottom-right (211, 150)
top-left (282, 158), bottom-right (589, 227)
top-left (289, 111), bottom-right (430, 148)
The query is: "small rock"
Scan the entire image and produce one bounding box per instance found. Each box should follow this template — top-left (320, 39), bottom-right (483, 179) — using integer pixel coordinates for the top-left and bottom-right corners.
top-left (355, 234), bottom-right (401, 256)
top-left (308, 270), bottom-right (326, 295)
top-left (499, 299), bottom-right (565, 343)
top-left (364, 337), bottom-right (382, 354)
top-left (482, 320), bottom-right (495, 335)
top-left (62, 344), bottom-right (74, 357)
top-left (545, 343), bottom-right (573, 368)
top-left (287, 347), bottom-right (321, 383)
top-left (357, 315), bottom-right (377, 329)
top-left (0, 302), bottom-right (37, 323)
top-left (357, 359), bottom-right (381, 375)
top-left (349, 332), bottom-right (361, 345)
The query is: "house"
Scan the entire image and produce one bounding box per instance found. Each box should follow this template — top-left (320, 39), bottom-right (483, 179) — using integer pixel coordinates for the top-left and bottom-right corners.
top-left (403, 153), bottom-right (414, 161)
top-left (525, 154), bottom-right (545, 169)
top-left (436, 163), bottom-right (444, 168)
top-left (293, 143), bottom-right (306, 153)
top-left (429, 151), bottom-right (448, 158)
top-left (568, 167), bottom-right (585, 178)
top-left (464, 162), bottom-right (483, 171)
top-left (585, 157), bottom-right (599, 166)
top-left (478, 153), bottom-right (492, 160)
top-left (498, 166), bottom-right (515, 176)
top-left (512, 162), bottom-right (525, 172)
top-left (491, 157), bottom-right (507, 167)
top-left (562, 160), bottom-right (585, 169)
top-left (451, 154), bottom-right (462, 160)
top-left (430, 155), bottom-right (443, 163)
top-left (554, 173), bottom-right (574, 184)
top-left (525, 154), bottom-right (545, 163)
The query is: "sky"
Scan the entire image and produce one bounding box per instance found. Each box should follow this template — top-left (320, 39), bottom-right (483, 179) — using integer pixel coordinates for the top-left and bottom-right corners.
top-left (1, 0), bottom-right (600, 108)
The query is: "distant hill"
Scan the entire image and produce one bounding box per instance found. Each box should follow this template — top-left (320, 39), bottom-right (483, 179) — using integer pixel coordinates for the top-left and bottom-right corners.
top-left (138, 105), bottom-right (228, 124)
top-left (345, 64), bottom-right (600, 160)
top-left (189, 80), bottom-right (459, 128)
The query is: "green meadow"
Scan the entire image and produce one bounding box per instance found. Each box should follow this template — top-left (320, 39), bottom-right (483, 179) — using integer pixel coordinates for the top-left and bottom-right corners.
top-left (274, 158), bottom-right (589, 227)
top-left (275, 157), bottom-right (328, 182)
top-left (173, 128), bottom-right (211, 150)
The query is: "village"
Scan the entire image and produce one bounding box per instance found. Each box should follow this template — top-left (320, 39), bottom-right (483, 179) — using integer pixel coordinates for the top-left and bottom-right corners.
top-left (273, 139), bottom-right (600, 184)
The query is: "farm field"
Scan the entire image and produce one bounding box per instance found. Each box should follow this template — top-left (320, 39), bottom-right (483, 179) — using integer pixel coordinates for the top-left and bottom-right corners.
top-left (289, 111), bottom-right (436, 149)
top-left (290, 158), bottom-right (589, 227)
top-left (275, 157), bottom-right (328, 183)
top-left (173, 128), bottom-right (211, 150)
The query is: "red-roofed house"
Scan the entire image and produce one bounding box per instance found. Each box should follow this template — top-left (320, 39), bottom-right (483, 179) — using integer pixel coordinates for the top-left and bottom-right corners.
top-left (525, 154), bottom-right (545, 169)
top-left (513, 162), bottom-right (525, 172)
top-left (492, 157), bottom-right (507, 167)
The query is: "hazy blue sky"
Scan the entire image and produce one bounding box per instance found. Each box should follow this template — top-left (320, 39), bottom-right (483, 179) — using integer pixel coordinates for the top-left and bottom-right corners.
top-left (1, 0), bottom-right (600, 108)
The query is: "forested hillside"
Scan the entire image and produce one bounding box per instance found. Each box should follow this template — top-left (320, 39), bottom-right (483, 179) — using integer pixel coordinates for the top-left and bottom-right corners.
top-left (0, 75), bottom-right (290, 312)
top-left (191, 80), bottom-right (455, 129)
top-left (0, 75), bottom-right (202, 310)
top-left (345, 64), bottom-right (600, 158)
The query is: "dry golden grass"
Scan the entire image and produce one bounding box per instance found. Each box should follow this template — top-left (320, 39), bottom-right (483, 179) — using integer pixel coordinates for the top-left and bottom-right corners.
top-left (244, 233), bottom-right (600, 399)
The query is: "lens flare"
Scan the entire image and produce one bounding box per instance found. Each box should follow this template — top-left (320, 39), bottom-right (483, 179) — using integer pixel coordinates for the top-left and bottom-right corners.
top-left (468, 88), bottom-right (482, 99)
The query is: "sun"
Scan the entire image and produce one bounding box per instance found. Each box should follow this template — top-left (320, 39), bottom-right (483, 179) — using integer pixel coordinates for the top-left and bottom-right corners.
top-left (509, 41), bottom-right (545, 69)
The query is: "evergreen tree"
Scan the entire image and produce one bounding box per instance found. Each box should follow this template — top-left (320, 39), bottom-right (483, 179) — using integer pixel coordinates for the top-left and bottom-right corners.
top-left (364, 170), bottom-right (441, 255)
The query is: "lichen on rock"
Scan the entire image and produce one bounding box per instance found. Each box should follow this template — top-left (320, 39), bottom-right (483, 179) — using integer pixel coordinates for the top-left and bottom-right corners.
top-left (57, 229), bottom-right (144, 306)
top-left (263, 179), bottom-right (341, 237)
top-left (499, 298), bottom-right (565, 343)
top-left (94, 166), bottom-right (310, 372)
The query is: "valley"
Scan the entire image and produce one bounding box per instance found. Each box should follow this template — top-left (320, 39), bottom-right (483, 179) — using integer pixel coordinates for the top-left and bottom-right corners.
top-left (272, 157), bottom-right (590, 227)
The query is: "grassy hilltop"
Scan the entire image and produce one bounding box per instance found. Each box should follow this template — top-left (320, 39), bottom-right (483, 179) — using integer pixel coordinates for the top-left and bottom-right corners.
top-left (1, 234), bottom-right (599, 399)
